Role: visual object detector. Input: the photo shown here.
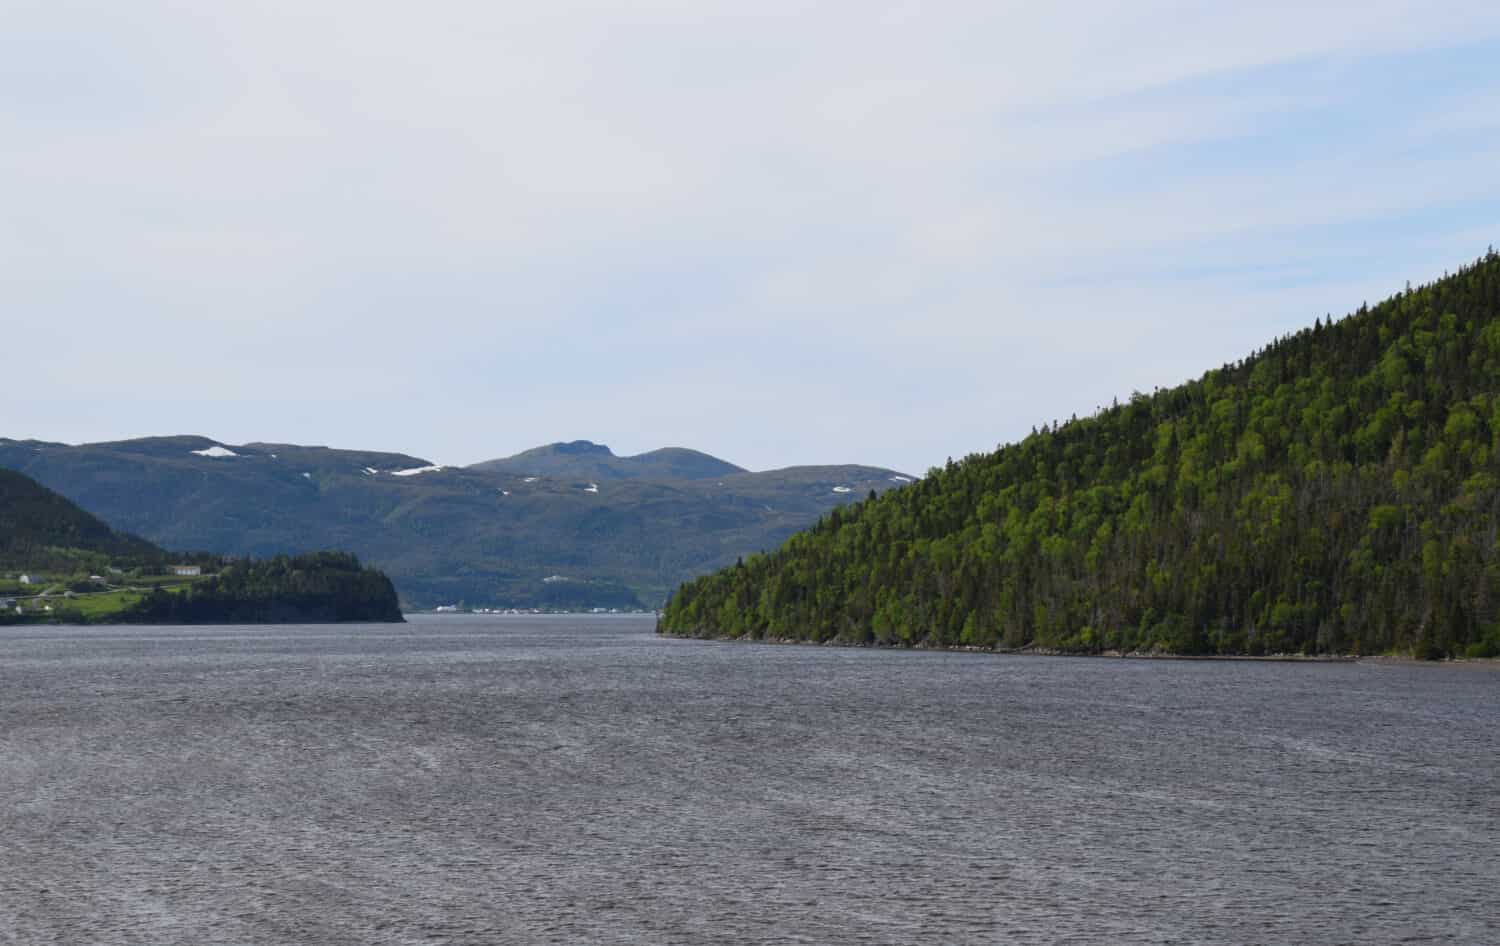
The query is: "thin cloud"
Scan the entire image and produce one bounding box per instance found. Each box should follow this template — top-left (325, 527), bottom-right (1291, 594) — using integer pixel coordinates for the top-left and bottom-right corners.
top-left (2, 3), bottom-right (1499, 472)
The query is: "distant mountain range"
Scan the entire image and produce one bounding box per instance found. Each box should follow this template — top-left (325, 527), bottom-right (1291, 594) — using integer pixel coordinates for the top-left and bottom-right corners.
top-left (472, 440), bottom-right (746, 481)
top-left (0, 436), bottom-right (913, 609)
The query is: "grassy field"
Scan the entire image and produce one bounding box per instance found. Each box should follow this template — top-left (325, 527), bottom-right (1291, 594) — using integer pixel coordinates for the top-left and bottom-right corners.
top-left (128, 575), bottom-right (209, 587)
top-left (7, 574), bottom-right (204, 623)
top-left (64, 589), bottom-right (151, 619)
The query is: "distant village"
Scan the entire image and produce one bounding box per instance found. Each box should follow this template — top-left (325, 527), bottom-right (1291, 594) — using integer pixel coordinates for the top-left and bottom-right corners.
top-left (2, 564), bottom-right (210, 618)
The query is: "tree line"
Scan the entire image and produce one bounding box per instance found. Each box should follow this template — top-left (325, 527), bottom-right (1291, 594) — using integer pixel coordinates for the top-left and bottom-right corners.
top-left (124, 552), bottom-right (404, 624)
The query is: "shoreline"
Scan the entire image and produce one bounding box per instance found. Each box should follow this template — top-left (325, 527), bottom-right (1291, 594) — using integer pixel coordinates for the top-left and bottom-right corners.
top-left (657, 630), bottom-right (1499, 665)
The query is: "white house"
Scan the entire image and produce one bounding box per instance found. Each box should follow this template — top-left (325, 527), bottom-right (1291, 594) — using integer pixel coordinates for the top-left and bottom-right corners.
top-left (171, 565), bottom-right (202, 577)
top-left (18, 575), bottom-right (35, 585)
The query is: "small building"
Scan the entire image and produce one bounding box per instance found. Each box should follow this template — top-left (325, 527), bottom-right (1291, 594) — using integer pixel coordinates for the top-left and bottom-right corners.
top-left (18, 575), bottom-right (35, 585)
top-left (171, 565), bottom-right (202, 577)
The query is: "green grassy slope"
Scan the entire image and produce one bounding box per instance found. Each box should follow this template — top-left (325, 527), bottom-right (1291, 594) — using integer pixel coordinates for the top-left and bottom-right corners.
top-left (661, 252), bottom-right (1500, 658)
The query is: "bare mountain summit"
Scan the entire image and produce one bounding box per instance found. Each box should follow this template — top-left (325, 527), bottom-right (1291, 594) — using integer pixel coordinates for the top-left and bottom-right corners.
top-left (470, 441), bottom-right (747, 482)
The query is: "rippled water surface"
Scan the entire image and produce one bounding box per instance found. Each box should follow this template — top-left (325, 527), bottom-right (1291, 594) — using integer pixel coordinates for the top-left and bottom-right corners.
top-left (1, 615), bottom-right (1496, 944)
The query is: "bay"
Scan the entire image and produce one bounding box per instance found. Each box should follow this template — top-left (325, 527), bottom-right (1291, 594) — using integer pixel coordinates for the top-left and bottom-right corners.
top-left (1, 614), bottom-right (1495, 944)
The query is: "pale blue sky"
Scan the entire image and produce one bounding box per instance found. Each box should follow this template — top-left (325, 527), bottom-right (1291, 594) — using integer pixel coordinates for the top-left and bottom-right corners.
top-left (3, 2), bottom-right (1499, 474)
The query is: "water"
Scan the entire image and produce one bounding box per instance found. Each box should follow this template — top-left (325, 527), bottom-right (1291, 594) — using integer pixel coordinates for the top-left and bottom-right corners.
top-left (0, 615), bottom-right (1496, 944)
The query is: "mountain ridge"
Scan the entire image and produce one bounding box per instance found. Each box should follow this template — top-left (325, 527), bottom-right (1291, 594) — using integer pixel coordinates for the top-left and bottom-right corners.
top-left (470, 440), bottom-right (748, 481)
top-left (0, 436), bottom-right (913, 609)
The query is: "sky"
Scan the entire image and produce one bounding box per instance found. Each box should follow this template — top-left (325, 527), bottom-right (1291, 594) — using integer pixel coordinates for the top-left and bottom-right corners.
top-left (3, 1), bottom-right (1500, 475)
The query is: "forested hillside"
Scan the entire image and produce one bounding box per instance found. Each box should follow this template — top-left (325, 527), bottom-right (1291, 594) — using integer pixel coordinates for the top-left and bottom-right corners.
top-left (0, 468), bottom-right (162, 570)
top-left (661, 252), bottom-right (1500, 658)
